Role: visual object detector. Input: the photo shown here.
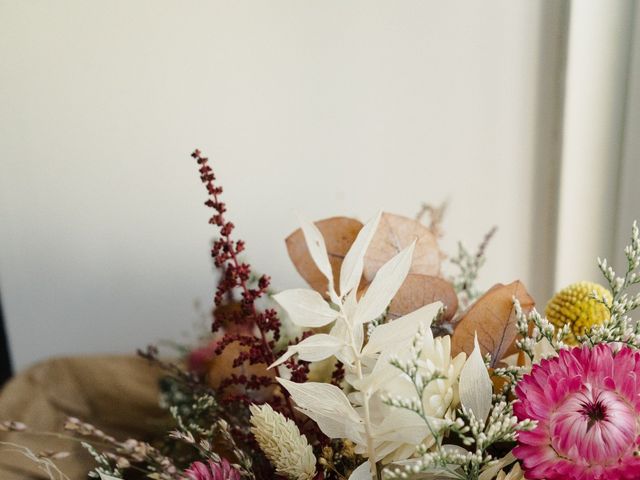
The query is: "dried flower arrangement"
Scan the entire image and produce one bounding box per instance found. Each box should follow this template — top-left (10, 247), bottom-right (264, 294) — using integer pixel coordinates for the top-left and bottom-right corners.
top-left (3, 150), bottom-right (640, 480)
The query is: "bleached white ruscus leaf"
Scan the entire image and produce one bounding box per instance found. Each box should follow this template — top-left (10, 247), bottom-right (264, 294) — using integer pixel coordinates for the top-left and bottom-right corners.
top-left (270, 334), bottom-right (344, 368)
top-left (339, 212), bottom-right (381, 297)
top-left (532, 337), bottom-right (556, 363)
top-left (342, 286), bottom-right (358, 318)
top-left (354, 305), bottom-right (440, 394)
top-left (329, 319), bottom-right (363, 367)
top-left (478, 451), bottom-right (517, 480)
top-left (273, 289), bottom-right (338, 328)
top-left (348, 461), bottom-right (371, 480)
top-left (362, 301), bottom-right (441, 356)
top-left (459, 334), bottom-right (493, 422)
top-left (277, 378), bottom-right (363, 441)
top-left (502, 337), bottom-right (557, 372)
top-left (99, 474), bottom-right (121, 480)
top-left (370, 407), bottom-right (433, 447)
top-left (353, 241), bottom-right (416, 324)
top-left (299, 216), bottom-right (335, 296)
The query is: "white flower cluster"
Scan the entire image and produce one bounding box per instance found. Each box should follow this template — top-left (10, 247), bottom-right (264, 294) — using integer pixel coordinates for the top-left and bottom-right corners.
top-left (382, 330), bottom-right (534, 480)
top-left (249, 404), bottom-right (316, 480)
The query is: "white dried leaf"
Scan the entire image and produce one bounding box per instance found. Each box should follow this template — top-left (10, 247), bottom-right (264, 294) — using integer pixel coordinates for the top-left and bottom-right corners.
top-left (295, 334), bottom-right (344, 362)
top-left (348, 461), bottom-right (372, 480)
top-left (371, 407), bottom-right (431, 445)
top-left (277, 378), bottom-right (360, 418)
top-left (277, 378), bottom-right (363, 441)
top-left (339, 212), bottom-right (381, 297)
top-left (269, 348), bottom-right (297, 369)
top-left (273, 289), bottom-right (338, 328)
top-left (532, 337), bottom-right (556, 363)
top-left (352, 350), bottom-right (400, 394)
top-left (270, 333), bottom-right (344, 368)
top-left (362, 302), bottom-right (441, 356)
top-left (300, 217), bottom-right (335, 295)
top-left (478, 451), bottom-right (516, 480)
top-left (343, 287), bottom-right (358, 318)
top-left (498, 463), bottom-right (524, 480)
top-left (502, 337), bottom-right (556, 372)
top-left (99, 475), bottom-right (122, 480)
top-left (353, 241), bottom-right (415, 324)
top-left (459, 334), bottom-right (493, 422)
top-left (328, 319), bottom-right (362, 368)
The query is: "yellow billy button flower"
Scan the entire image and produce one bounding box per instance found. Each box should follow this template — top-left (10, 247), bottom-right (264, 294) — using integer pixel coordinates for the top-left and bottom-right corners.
top-left (545, 281), bottom-right (612, 344)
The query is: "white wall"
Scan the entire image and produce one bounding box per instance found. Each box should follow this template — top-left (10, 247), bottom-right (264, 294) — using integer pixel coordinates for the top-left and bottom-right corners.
top-left (616, 3), bottom-right (640, 260)
top-left (0, 1), bottom-right (563, 370)
top-left (554, 0), bottom-right (636, 287)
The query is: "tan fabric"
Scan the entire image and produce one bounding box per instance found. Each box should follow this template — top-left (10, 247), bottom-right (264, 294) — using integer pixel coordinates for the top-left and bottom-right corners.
top-left (0, 355), bottom-right (169, 479)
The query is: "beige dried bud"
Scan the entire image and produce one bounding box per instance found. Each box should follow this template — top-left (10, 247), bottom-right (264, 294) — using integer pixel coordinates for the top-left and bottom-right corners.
top-left (249, 404), bottom-right (316, 480)
top-left (0, 421), bottom-right (27, 432)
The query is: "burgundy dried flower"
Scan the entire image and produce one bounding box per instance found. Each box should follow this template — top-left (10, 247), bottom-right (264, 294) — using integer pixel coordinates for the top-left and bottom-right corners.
top-left (190, 149), bottom-right (307, 418)
top-left (183, 459), bottom-right (241, 480)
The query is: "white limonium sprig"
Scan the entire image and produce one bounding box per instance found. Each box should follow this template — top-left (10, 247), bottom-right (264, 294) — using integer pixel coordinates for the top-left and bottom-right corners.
top-left (271, 213), bottom-right (447, 479)
top-left (249, 404), bottom-right (316, 480)
top-left (514, 299), bottom-right (567, 362)
top-left (450, 227), bottom-right (497, 309)
top-left (583, 221), bottom-right (640, 348)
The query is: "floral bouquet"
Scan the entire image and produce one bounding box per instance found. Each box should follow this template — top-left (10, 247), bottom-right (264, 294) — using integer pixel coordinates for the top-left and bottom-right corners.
top-left (4, 150), bottom-right (640, 480)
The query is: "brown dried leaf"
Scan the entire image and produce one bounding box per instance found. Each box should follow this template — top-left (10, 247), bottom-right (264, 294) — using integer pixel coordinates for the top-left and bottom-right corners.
top-left (286, 217), bottom-right (363, 295)
top-left (363, 213), bottom-right (441, 282)
top-left (451, 281), bottom-right (534, 367)
top-left (490, 369), bottom-right (509, 394)
top-left (389, 274), bottom-right (458, 322)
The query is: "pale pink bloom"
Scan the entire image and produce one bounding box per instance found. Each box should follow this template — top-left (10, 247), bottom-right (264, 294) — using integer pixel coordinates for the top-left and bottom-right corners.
top-left (183, 459), bottom-right (241, 480)
top-left (514, 344), bottom-right (640, 480)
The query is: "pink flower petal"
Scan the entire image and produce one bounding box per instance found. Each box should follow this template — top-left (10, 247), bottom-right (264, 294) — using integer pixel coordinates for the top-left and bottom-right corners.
top-left (514, 344), bottom-right (640, 480)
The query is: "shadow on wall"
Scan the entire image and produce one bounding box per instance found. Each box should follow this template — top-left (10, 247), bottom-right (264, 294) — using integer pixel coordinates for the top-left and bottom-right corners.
top-left (528, 1), bottom-right (569, 304)
top-left (0, 293), bottom-right (12, 385)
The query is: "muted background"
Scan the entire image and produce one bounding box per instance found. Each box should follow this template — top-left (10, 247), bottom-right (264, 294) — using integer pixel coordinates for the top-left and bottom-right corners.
top-left (1, 0), bottom-right (639, 371)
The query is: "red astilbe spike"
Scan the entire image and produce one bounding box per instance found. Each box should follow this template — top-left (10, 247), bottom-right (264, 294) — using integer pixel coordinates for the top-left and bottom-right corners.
top-left (190, 149), bottom-right (301, 422)
top-left (330, 362), bottom-right (345, 387)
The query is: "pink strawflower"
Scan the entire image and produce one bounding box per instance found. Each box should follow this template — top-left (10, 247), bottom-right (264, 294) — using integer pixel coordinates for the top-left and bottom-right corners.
top-left (514, 344), bottom-right (640, 480)
top-left (183, 459), bottom-right (241, 480)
